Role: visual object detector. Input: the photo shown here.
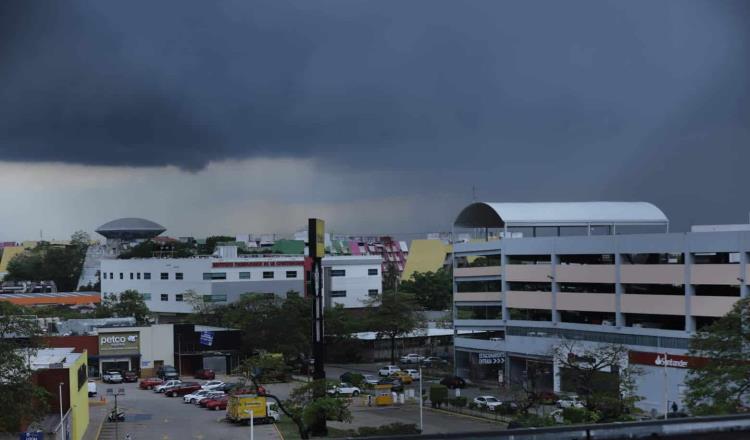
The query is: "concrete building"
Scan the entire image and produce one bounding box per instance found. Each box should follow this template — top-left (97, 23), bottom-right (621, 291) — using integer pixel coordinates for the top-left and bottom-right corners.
top-left (100, 253), bottom-right (382, 316)
top-left (451, 201), bottom-right (750, 414)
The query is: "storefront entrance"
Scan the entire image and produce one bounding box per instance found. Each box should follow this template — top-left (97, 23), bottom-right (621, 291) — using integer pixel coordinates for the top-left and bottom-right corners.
top-left (100, 359), bottom-right (131, 373)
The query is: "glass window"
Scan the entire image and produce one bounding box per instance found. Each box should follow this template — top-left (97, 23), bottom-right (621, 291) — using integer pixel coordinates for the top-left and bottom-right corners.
top-left (368, 268), bottom-right (378, 276)
top-left (263, 271), bottom-right (274, 279)
top-left (160, 294), bottom-right (168, 301)
top-left (203, 272), bottom-right (227, 280)
top-left (119, 273), bottom-right (124, 279)
top-left (330, 269), bottom-right (346, 277)
top-left (130, 273), bottom-right (134, 280)
top-left (368, 289), bottom-right (379, 297)
top-left (137, 273), bottom-right (141, 280)
top-left (144, 273), bottom-right (151, 280)
top-left (286, 271), bottom-right (297, 279)
top-left (203, 294), bottom-right (228, 302)
top-left (161, 272), bottom-right (168, 280)
top-left (141, 293), bottom-right (151, 300)
top-left (331, 290), bottom-right (347, 297)
top-left (175, 294), bottom-right (184, 302)
top-left (239, 272), bottom-right (251, 279)
top-left (102, 273), bottom-right (107, 279)
top-left (176, 272), bottom-right (183, 280)
top-left (110, 272), bottom-right (113, 279)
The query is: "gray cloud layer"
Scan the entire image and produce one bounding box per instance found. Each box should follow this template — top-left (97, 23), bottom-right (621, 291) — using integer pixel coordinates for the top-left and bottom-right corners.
top-left (0, 1), bottom-right (748, 230)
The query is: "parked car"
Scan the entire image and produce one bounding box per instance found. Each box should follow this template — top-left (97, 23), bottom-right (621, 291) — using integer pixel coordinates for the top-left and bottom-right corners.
top-left (139, 377), bottom-right (164, 390)
top-left (198, 391), bottom-right (227, 407)
top-left (378, 365), bottom-right (401, 376)
top-left (205, 395), bottom-right (229, 411)
top-left (556, 395), bottom-right (584, 409)
top-left (389, 371), bottom-right (413, 385)
top-left (327, 382), bottom-right (361, 396)
top-left (184, 389), bottom-right (213, 404)
top-left (439, 375), bottom-right (466, 389)
top-left (201, 380), bottom-right (225, 391)
top-left (399, 353), bottom-right (425, 364)
top-left (102, 371), bottom-right (123, 384)
top-left (362, 374), bottom-right (380, 387)
top-left (122, 371), bottom-right (138, 383)
top-left (87, 380), bottom-right (97, 397)
top-left (422, 356), bottom-right (448, 367)
top-left (154, 380), bottom-right (182, 393)
top-left (194, 369), bottom-right (215, 380)
top-left (377, 378), bottom-right (404, 393)
top-left (403, 369), bottom-right (421, 380)
top-left (165, 382), bottom-right (202, 397)
top-left (215, 382), bottom-right (244, 393)
top-left (157, 366), bottom-right (179, 380)
top-left (474, 395), bottom-right (503, 411)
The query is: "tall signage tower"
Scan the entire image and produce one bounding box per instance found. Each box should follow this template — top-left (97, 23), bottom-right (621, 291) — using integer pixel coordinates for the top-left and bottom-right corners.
top-left (308, 218), bottom-right (326, 381)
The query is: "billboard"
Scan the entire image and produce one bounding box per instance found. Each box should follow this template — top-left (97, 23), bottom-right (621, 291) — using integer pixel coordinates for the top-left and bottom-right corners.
top-left (99, 332), bottom-right (140, 355)
top-left (308, 218), bottom-right (325, 259)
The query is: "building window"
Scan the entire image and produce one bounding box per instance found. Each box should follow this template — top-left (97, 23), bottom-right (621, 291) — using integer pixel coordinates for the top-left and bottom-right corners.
top-left (119, 273), bottom-right (124, 279)
top-left (110, 272), bottom-right (113, 279)
top-left (130, 273), bottom-right (134, 280)
top-left (368, 289), bottom-right (379, 297)
top-left (141, 293), bottom-right (151, 301)
top-left (331, 290), bottom-right (347, 297)
top-left (263, 271), bottom-right (274, 279)
top-left (203, 272), bottom-right (227, 280)
top-left (330, 269), bottom-right (346, 277)
top-left (239, 272), bottom-right (251, 279)
top-left (203, 294), bottom-right (228, 302)
top-left (144, 273), bottom-right (151, 280)
top-left (175, 294), bottom-right (184, 302)
top-left (286, 271), bottom-right (297, 279)
top-left (368, 268), bottom-right (378, 276)
top-left (102, 273), bottom-right (107, 279)
top-left (176, 272), bottom-right (183, 280)
top-left (137, 273), bottom-right (141, 280)
top-left (161, 272), bottom-right (168, 280)
top-left (160, 294), bottom-right (168, 301)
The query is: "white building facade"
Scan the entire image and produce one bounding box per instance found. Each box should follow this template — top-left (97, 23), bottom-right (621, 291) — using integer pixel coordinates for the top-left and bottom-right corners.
top-left (323, 256), bottom-right (382, 308)
top-left (100, 254), bottom-right (381, 316)
top-left (452, 201), bottom-right (750, 414)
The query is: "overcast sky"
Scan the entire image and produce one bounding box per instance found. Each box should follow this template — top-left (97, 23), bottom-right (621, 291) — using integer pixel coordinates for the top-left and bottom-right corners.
top-left (0, 0), bottom-right (748, 241)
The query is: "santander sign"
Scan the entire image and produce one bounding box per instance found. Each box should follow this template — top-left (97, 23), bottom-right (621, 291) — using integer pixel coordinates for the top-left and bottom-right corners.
top-left (654, 354), bottom-right (688, 368)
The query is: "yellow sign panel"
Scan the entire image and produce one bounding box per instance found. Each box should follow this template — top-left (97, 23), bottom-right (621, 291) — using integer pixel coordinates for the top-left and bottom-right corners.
top-left (309, 218), bottom-right (325, 258)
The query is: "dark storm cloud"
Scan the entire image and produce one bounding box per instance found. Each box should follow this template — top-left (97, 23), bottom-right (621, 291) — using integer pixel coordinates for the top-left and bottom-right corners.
top-left (0, 0), bottom-right (748, 228)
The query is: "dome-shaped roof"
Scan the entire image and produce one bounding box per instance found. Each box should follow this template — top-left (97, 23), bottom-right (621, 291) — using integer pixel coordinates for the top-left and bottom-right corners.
top-left (96, 218), bottom-right (166, 240)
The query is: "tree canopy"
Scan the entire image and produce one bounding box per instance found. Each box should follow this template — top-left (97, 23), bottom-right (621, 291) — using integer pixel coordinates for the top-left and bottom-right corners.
top-left (365, 291), bottom-right (424, 364)
top-left (685, 297), bottom-right (750, 415)
top-left (96, 290), bottom-right (151, 324)
top-left (118, 239), bottom-right (195, 259)
top-left (399, 267), bottom-right (452, 310)
top-left (4, 231), bottom-right (89, 290)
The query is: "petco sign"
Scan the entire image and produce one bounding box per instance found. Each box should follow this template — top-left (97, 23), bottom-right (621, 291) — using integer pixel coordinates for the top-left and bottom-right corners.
top-left (99, 332), bottom-right (140, 354)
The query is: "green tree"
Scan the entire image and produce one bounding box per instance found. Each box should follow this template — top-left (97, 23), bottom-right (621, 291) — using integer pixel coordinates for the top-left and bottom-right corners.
top-left (5, 233), bottom-right (88, 291)
top-left (0, 302), bottom-right (51, 432)
top-left (399, 267), bottom-right (453, 310)
top-left (95, 290), bottom-right (150, 324)
top-left (685, 297), bottom-right (750, 415)
top-left (382, 262), bottom-right (400, 293)
top-left (365, 292), bottom-right (424, 364)
top-left (552, 341), bottom-right (641, 421)
top-left (198, 235), bottom-right (235, 254)
top-left (118, 240), bottom-right (194, 259)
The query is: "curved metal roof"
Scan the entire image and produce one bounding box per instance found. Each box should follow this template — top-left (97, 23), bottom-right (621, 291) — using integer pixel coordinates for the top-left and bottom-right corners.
top-left (454, 202), bottom-right (668, 228)
top-left (96, 218), bottom-right (166, 239)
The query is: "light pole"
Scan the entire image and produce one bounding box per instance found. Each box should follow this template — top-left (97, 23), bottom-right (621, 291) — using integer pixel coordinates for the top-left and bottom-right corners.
top-left (663, 352), bottom-right (668, 420)
top-left (418, 365), bottom-right (423, 433)
top-left (58, 382), bottom-right (66, 440)
top-left (245, 409), bottom-right (254, 440)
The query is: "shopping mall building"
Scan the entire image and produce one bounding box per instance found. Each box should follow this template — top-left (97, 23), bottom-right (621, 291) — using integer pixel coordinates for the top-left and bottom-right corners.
top-left (451, 201), bottom-right (750, 413)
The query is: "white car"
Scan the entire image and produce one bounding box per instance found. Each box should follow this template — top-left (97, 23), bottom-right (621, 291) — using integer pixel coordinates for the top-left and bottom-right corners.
top-left (201, 380), bottom-right (225, 390)
top-left (362, 374), bottom-right (380, 386)
top-left (102, 371), bottom-right (123, 384)
top-left (403, 369), bottom-right (421, 380)
top-left (87, 380), bottom-right (97, 397)
top-left (183, 389), bottom-right (212, 404)
top-left (327, 382), bottom-right (361, 396)
top-left (473, 395), bottom-right (503, 411)
top-left (556, 395), bottom-right (584, 409)
top-left (154, 380), bottom-right (182, 393)
top-left (399, 353), bottom-right (425, 364)
top-left (378, 365), bottom-right (401, 376)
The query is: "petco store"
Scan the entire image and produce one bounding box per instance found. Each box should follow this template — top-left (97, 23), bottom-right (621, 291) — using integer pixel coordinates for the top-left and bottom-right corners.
top-left (96, 324), bottom-right (176, 376)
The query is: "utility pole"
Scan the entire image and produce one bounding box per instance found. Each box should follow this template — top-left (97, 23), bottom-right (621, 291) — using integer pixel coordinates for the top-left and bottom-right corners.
top-left (419, 365), bottom-right (423, 433)
top-left (59, 382), bottom-right (65, 440)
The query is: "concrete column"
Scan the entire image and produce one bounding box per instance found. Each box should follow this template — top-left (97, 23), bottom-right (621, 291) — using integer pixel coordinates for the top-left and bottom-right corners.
top-left (501, 252), bottom-right (509, 321)
top-left (741, 251), bottom-right (748, 299)
top-left (551, 254), bottom-right (560, 324)
top-left (552, 358), bottom-right (561, 393)
top-left (615, 253), bottom-right (624, 327)
top-left (685, 251), bottom-right (695, 333)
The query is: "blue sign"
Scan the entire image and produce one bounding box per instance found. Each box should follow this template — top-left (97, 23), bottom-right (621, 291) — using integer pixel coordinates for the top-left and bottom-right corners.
top-left (199, 331), bottom-right (214, 346)
top-left (19, 432), bottom-right (44, 440)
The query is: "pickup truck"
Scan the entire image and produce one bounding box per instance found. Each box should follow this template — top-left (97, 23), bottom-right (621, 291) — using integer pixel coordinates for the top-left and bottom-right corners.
top-left (102, 371), bottom-right (123, 384)
top-left (165, 382), bottom-right (202, 397)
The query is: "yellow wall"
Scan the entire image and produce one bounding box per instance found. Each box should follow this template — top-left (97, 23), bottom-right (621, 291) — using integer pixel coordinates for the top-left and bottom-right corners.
top-left (67, 351), bottom-right (90, 440)
top-left (401, 240), bottom-right (451, 281)
top-left (0, 246), bottom-right (24, 273)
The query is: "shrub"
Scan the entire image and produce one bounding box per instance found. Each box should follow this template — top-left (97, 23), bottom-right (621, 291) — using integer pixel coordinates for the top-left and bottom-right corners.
top-left (513, 414), bottom-right (557, 428)
top-left (468, 401), bottom-right (478, 410)
top-left (356, 423), bottom-right (420, 436)
top-left (429, 385), bottom-right (449, 408)
top-left (561, 407), bottom-right (600, 424)
top-left (451, 396), bottom-right (468, 408)
top-left (348, 373), bottom-right (364, 388)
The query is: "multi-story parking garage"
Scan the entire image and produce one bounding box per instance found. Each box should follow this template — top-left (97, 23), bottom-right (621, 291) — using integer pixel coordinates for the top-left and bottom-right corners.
top-left (451, 201), bottom-right (750, 413)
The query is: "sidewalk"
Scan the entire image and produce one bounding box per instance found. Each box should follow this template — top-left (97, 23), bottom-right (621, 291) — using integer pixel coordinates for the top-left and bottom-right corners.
top-left (82, 399), bottom-right (108, 440)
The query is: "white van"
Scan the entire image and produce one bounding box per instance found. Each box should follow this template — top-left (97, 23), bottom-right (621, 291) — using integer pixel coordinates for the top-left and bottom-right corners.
top-left (88, 380), bottom-right (97, 397)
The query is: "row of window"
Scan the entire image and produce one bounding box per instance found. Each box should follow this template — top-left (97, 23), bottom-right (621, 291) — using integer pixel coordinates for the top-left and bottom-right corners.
top-left (140, 292), bottom-right (228, 303)
top-left (331, 289), bottom-right (380, 298)
top-left (202, 271), bottom-right (298, 280)
top-left (330, 268), bottom-right (379, 277)
top-left (102, 272), bottom-right (183, 280)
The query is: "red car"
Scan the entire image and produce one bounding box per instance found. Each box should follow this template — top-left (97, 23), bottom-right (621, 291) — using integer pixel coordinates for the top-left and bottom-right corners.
top-left (165, 382), bottom-right (202, 397)
top-left (194, 369), bottom-right (215, 380)
top-left (205, 395), bottom-right (229, 411)
top-left (139, 377), bottom-right (164, 390)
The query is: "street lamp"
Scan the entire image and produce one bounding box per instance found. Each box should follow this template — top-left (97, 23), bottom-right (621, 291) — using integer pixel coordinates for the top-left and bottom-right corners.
top-left (58, 382), bottom-right (65, 440)
top-left (418, 365), bottom-right (423, 433)
top-left (245, 409), bottom-right (254, 440)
